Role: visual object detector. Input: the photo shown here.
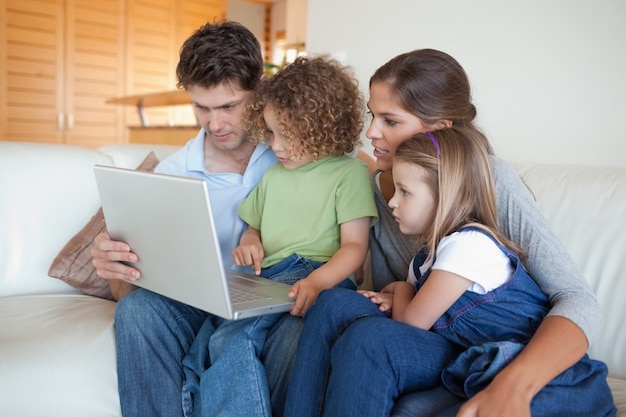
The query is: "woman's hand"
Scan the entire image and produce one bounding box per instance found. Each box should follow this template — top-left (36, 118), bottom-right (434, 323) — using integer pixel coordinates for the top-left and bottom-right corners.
top-left (456, 316), bottom-right (588, 417)
top-left (456, 371), bottom-right (532, 417)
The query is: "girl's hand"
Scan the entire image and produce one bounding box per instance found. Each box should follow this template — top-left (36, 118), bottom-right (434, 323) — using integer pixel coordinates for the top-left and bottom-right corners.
top-left (358, 290), bottom-right (394, 312)
top-left (232, 242), bottom-right (264, 275)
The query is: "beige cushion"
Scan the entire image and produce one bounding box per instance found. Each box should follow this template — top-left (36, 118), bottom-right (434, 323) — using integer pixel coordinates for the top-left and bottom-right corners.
top-left (48, 152), bottom-right (160, 299)
top-left (609, 377), bottom-right (626, 416)
top-left (0, 294), bottom-right (119, 416)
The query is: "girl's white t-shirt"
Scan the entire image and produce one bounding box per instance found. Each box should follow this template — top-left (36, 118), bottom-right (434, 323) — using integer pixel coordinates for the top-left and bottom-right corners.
top-left (407, 230), bottom-right (514, 294)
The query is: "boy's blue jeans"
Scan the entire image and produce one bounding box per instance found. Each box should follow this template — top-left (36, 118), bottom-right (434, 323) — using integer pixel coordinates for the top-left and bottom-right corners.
top-left (182, 254), bottom-right (325, 417)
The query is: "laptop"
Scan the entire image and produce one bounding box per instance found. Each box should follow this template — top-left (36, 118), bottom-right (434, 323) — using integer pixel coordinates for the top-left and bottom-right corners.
top-left (93, 165), bottom-right (295, 320)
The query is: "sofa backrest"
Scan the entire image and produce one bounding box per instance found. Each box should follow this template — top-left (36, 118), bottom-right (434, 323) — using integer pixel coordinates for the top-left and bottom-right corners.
top-left (98, 143), bottom-right (181, 169)
top-left (0, 142), bottom-right (113, 296)
top-left (515, 162), bottom-right (626, 380)
top-left (0, 141), bottom-right (180, 298)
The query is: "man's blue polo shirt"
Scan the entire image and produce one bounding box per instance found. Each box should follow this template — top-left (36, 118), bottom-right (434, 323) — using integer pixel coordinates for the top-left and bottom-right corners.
top-left (155, 129), bottom-right (277, 269)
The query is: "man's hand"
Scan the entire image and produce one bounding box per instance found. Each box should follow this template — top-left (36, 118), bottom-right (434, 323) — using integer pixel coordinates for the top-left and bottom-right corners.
top-left (90, 231), bottom-right (141, 300)
top-left (91, 231), bottom-right (141, 281)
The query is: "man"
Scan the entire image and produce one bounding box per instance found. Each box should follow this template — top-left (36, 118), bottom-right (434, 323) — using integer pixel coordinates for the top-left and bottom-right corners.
top-left (91, 21), bottom-right (297, 417)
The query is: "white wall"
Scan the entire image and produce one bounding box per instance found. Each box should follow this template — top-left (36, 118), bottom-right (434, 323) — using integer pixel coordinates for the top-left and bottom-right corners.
top-left (286, 0), bottom-right (307, 46)
top-left (306, 0), bottom-right (626, 167)
top-left (228, 0), bottom-right (265, 50)
top-left (273, 1), bottom-right (287, 42)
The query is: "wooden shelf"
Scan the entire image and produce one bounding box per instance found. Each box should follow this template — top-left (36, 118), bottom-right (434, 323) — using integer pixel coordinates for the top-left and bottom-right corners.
top-left (107, 90), bottom-right (192, 127)
top-left (128, 126), bottom-right (198, 146)
top-left (106, 90), bottom-right (190, 107)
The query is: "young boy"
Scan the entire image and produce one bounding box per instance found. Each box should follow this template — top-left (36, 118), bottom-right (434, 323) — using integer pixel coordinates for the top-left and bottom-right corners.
top-left (186, 57), bottom-right (378, 417)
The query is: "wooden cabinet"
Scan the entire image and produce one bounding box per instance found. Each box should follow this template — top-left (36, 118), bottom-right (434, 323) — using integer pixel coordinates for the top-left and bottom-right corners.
top-left (1, 0), bottom-right (126, 147)
top-left (0, 0), bottom-right (225, 147)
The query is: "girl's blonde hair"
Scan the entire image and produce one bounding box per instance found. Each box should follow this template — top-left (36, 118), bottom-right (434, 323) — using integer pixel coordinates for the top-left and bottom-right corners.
top-left (394, 127), bottom-right (527, 262)
top-left (243, 56), bottom-right (364, 160)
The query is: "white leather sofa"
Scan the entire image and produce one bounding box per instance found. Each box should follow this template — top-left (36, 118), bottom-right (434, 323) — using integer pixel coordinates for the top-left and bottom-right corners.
top-left (0, 141), bottom-right (624, 416)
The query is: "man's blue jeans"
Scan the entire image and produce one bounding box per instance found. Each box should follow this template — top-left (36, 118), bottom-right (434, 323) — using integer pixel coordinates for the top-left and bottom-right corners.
top-left (115, 289), bottom-right (303, 417)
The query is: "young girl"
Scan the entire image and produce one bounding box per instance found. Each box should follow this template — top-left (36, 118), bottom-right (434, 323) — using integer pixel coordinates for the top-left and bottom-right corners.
top-left (283, 127), bottom-right (614, 417)
top-left (183, 56), bottom-right (378, 417)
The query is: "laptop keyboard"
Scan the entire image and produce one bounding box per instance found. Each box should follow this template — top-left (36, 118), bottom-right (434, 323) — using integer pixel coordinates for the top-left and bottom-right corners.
top-left (229, 286), bottom-right (272, 304)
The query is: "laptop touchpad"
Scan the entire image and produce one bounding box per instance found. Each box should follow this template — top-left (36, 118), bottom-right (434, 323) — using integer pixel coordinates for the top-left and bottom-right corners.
top-left (231, 275), bottom-right (274, 287)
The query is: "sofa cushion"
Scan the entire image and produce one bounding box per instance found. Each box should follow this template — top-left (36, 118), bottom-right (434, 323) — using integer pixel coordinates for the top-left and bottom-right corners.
top-left (48, 152), bottom-right (160, 300)
top-left (0, 294), bottom-right (120, 417)
top-left (609, 377), bottom-right (626, 415)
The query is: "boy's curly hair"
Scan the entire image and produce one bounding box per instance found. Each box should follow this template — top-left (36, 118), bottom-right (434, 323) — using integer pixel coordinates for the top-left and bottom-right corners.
top-left (243, 57), bottom-right (364, 160)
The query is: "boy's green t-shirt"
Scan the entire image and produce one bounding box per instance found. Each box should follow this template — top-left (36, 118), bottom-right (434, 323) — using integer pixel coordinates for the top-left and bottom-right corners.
top-left (238, 155), bottom-right (378, 268)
